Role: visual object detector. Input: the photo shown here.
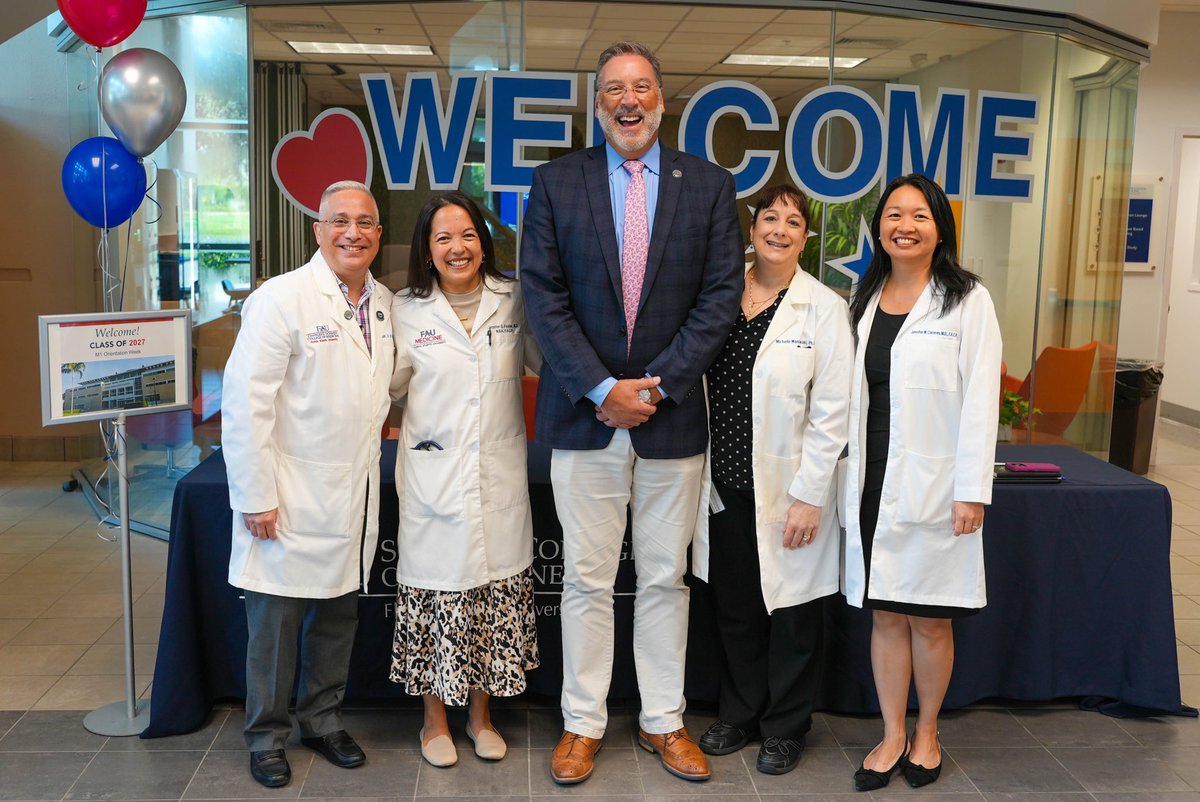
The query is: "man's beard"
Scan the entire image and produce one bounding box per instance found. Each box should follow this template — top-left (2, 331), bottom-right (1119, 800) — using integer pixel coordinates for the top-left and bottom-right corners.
top-left (597, 101), bottom-right (663, 155)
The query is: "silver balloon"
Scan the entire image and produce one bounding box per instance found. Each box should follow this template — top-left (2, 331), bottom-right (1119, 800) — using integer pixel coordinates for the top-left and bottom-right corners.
top-left (100, 48), bottom-right (187, 159)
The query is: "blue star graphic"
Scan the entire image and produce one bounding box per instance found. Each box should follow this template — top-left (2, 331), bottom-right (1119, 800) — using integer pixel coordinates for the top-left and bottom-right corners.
top-left (826, 217), bottom-right (873, 287)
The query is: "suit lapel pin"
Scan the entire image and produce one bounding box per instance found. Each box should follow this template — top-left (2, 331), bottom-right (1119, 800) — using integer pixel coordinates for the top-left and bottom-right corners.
top-left (344, 310), bottom-right (353, 320)
top-left (672, 169), bottom-right (682, 178)
top-left (376, 310), bottom-right (385, 321)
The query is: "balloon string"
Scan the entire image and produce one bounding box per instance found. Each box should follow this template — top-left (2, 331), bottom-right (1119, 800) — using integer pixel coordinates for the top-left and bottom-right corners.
top-left (119, 220), bottom-right (134, 310)
top-left (143, 158), bottom-right (162, 224)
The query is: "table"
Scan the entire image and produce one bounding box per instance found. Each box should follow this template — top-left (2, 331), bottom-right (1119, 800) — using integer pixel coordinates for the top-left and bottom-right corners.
top-left (144, 443), bottom-right (1185, 737)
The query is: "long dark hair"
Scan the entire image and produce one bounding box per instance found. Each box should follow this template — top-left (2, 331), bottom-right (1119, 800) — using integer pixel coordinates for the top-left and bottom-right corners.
top-left (405, 192), bottom-right (511, 298)
top-left (849, 173), bottom-right (978, 328)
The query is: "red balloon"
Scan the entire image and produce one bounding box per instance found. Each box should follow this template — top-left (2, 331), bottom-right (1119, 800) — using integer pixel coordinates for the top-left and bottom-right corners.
top-left (57, 0), bottom-right (147, 48)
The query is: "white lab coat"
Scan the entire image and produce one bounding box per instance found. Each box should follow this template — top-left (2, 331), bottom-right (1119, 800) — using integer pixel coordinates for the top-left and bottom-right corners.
top-left (390, 277), bottom-right (541, 591)
top-left (841, 280), bottom-right (1002, 609)
top-left (224, 253), bottom-right (396, 599)
top-left (693, 269), bottom-right (853, 612)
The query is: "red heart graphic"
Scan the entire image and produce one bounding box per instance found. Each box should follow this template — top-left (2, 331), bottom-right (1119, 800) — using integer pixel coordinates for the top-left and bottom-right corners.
top-left (271, 109), bottom-right (373, 218)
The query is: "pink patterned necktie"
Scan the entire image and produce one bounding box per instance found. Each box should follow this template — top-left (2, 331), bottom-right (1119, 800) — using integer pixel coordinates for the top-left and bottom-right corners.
top-left (621, 159), bottom-right (648, 351)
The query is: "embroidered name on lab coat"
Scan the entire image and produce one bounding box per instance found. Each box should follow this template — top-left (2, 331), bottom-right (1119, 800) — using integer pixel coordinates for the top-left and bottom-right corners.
top-left (775, 337), bottom-right (814, 348)
top-left (305, 325), bottom-right (340, 344)
top-left (910, 329), bottom-right (959, 339)
top-left (489, 323), bottom-right (519, 334)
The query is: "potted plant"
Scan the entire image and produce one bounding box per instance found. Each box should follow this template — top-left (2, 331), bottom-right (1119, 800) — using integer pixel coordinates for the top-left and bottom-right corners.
top-left (998, 390), bottom-right (1037, 441)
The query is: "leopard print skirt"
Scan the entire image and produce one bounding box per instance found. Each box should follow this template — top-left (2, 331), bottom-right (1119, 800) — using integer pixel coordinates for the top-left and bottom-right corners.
top-left (388, 566), bottom-right (540, 705)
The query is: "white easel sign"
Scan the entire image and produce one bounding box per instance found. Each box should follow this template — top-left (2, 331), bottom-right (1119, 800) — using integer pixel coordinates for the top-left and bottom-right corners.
top-left (38, 309), bottom-right (192, 427)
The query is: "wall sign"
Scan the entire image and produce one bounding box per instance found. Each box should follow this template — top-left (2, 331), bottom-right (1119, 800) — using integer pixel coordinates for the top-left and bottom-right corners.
top-left (1124, 175), bottom-right (1164, 273)
top-left (273, 72), bottom-right (1042, 209)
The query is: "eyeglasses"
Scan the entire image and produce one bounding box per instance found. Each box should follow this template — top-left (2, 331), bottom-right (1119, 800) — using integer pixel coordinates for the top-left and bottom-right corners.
top-left (600, 81), bottom-right (657, 99)
top-left (320, 216), bottom-right (380, 231)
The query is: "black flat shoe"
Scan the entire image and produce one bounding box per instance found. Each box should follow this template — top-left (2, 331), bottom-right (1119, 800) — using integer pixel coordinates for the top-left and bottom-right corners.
top-left (698, 719), bottom-right (758, 756)
top-left (250, 749), bottom-right (291, 788)
top-left (853, 742), bottom-right (907, 792)
top-left (901, 749), bottom-right (942, 787)
top-left (756, 736), bottom-right (804, 775)
top-left (301, 729), bottom-right (366, 768)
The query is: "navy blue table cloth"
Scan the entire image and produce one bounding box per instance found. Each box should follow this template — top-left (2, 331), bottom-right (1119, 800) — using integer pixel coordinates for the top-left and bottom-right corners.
top-left (144, 443), bottom-right (1184, 737)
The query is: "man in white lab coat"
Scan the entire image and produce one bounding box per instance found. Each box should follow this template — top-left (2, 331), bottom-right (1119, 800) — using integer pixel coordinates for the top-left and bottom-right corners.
top-left (222, 180), bottom-right (395, 788)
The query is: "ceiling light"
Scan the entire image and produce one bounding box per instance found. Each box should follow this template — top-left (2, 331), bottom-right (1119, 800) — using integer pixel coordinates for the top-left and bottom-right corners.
top-left (288, 41), bottom-right (434, 56)
top-left (722, 54), bottom-right (865, 69)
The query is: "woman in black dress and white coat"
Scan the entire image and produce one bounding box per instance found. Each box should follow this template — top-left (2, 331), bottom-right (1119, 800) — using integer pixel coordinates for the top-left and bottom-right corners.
top-left (843, 174), bottom-right (1001, 791)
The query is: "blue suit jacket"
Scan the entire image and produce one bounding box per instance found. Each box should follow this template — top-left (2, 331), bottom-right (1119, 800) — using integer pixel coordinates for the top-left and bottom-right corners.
top-left (520, 143), bottom-right (744, 459)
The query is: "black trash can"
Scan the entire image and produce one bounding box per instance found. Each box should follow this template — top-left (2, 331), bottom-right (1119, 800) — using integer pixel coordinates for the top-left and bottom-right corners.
top-left (1109, 359), bottom-right (1164, 475)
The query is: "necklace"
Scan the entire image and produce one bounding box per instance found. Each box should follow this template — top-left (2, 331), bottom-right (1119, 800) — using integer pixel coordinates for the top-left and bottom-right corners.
top-left (745, 268), bottom-right (792, 312)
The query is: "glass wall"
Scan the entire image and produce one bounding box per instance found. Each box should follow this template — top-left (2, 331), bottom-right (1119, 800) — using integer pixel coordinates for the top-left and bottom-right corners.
top-left (77, 7), bottom-right (250, 533)
top-left (247, 1), bottom-right (1135, 455)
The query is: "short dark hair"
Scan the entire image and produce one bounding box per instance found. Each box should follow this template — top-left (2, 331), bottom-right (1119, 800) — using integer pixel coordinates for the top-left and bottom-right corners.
top-left (751, 184), bottom-right (814, 232)
top-left (594, 41), bottom-right (663, 90)
top-left (849, 173), bottom-right (979, 328)
top-left (405, 192), bottom-right (511, 298)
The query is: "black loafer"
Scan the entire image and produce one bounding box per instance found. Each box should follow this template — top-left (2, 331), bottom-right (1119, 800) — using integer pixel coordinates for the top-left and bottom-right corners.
top-left (853, 742), bottom-right (907, 792)
top-left (250, 749), bottom-right (291, 788)
top-left (901, 751), bottom-right (942, 787)
top-left (301, 729), bottom-right (366, 768)
top-left (756, 736), bottom-right (804, 775)
top-left (698, 720), bottom-right (758, 756)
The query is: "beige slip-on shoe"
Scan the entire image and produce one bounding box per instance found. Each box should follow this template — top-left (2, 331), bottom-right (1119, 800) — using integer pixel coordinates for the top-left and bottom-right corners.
top-left (466, 724), bottom-right (507, 760)
top-left (419, 727), bottom-right (458, 768)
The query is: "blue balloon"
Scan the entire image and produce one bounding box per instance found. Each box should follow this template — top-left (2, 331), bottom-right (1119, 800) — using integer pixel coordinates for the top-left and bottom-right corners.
top-left (61, 136), bottom-right (147, 228)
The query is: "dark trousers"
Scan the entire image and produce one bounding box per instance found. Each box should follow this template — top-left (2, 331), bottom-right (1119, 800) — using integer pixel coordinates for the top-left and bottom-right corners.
top-left (708, 480), bottom-right (824, 740)
top-left (243, 589), bottom-right (359, 751)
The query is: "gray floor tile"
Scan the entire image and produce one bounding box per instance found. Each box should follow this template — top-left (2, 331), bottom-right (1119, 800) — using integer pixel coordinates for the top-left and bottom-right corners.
top-left (1090, 794), bottom-right (1200, 801)
top-left (948, 747), bottom-right (1084, 793)
top-left (1011, 709), bottom-right (1139, 747)
top-left (0, 750), bottom-right (95, 800)
top-left (938, 709), bottom-right (1040, 747)
top-left (413, 745), bottom-right (527, 797)
top-left (300, 748), bottom-right (420, 798)
top-left (981, 794), bottom-right (1093, 801)
top-left (102, 709), bottom-right (228, 752)
top-left (184, 749), bottom-right (313, 799)
top-left (746, 745), bottom-right (854, 795)
top-left (529, 797), bottom-right (643, 801)
top-left (1115, 714), bottom-right (1200, 746)
top-left (0, 711), bottom-right (21, 739)
top-left (1050, 746), bottom-right (1193, 794)
top-left (822, 714), bottom-right (909, 749)
top-left (655, 796), bottom-right (764, 801)
top-left (338, 709), bottom-right (423, 751)
top-left (636, 741), bottom-right (754, 798)
top-left (1160, 746), bottom-right (1200, 791)
top-left (806, 714), bottom-right (842, 748)
top-left (529, 745), bottom-right (643, 796)
top-left (0, 710), bottom-right (107, 752)
top-left (65, 749), bottom-right (205, 800)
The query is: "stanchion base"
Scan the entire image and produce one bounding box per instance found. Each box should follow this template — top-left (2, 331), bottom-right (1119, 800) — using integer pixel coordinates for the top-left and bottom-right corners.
top-left (84, 698), bottom-right (151, 736)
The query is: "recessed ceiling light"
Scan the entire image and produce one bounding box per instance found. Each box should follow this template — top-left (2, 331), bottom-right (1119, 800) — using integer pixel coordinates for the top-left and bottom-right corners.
top-left (288, 41), bottom-right (434, 56)
top-left (723, 54), bottom-right (866, 69)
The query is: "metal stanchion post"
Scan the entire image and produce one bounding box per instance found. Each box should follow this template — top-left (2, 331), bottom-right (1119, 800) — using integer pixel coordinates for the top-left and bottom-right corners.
top-left (84, 412), bottom-right (151, 735)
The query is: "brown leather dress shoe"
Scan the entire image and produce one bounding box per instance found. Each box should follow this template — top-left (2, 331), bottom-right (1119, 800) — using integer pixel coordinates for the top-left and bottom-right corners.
top-left (550, 731), bottom-right (602, 784)
top-left (638, 727), bottom-right (711, 781)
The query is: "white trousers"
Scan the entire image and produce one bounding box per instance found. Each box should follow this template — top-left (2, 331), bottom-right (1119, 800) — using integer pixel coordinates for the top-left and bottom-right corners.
top-left (551, 428), bottom-right (704, 737)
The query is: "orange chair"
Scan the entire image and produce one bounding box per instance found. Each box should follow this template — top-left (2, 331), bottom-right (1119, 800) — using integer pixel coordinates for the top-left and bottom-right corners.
top-left (1012, 342), bottom-right (1099, 437)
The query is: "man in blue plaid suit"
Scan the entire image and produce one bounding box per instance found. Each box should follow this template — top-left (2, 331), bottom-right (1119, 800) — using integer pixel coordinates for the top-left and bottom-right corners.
top-left (520, 41), bottom-right (744, 785)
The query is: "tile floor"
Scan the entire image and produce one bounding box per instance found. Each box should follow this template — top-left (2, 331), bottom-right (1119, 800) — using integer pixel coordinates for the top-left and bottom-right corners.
top-left (1, 423), bottom-right (1199, 799)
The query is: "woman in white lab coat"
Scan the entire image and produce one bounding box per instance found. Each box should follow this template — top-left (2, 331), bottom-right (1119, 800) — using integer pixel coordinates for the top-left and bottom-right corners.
top-left (389, 192), bottom-right (540, 768)
top-left (844, 174), bottom-right (1001, 792)
top-left (691, 185), bottom-right (852, 776)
